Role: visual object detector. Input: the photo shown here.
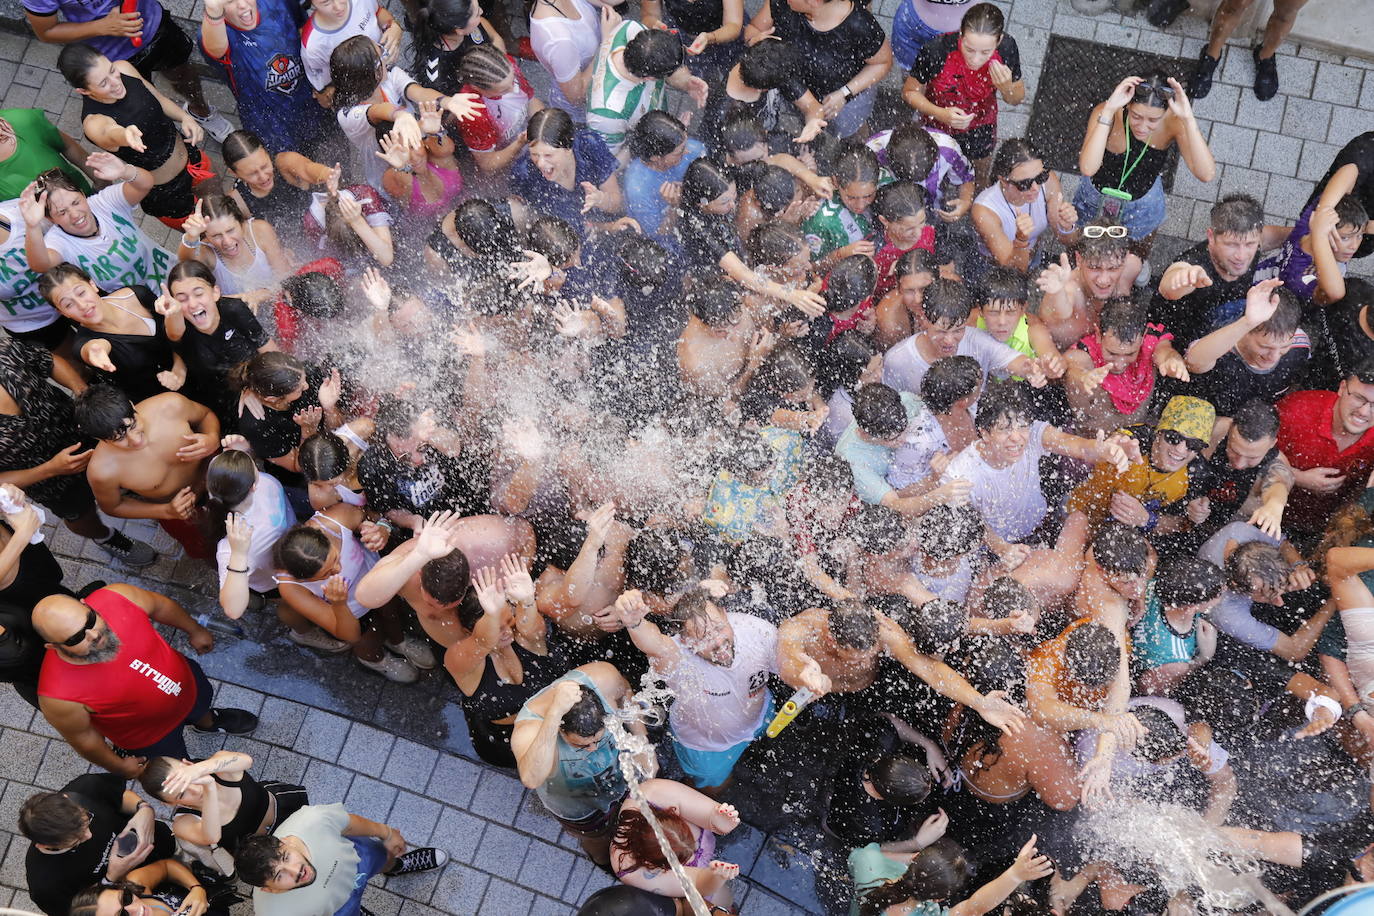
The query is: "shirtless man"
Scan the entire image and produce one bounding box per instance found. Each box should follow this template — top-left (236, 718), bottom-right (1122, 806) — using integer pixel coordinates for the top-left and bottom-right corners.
top-left (777, 601), bottom-right (1027, 734)
top-left (1036, 221), bottom-right (1142, 351)
top-left (354, 511), bottom-right (535, 648)
top-left (74, 385), bottom-right (219, 559)
top-left (676, 276), bottom-right (763, 403)
top-left (536, 502), bottom-right (632, 643)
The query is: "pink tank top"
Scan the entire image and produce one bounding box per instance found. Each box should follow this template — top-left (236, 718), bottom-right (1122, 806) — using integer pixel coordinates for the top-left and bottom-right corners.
top-left (408, 162), bottom-right (464, 220)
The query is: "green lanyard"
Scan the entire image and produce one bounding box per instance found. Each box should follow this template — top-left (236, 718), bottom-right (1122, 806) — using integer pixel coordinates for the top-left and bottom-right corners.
top-left (1109, 109), bottom-right (1152, 201)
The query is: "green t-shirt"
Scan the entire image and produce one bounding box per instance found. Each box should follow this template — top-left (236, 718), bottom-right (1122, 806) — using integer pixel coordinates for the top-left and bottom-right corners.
top-left (803, 195), bottom-right (873, 258)
top-left (0, 108), bottom-right (91, 201)
top-left (848, 843), bottom-right (909, 915)
top-left (586, 21), bottom-right (666, 153)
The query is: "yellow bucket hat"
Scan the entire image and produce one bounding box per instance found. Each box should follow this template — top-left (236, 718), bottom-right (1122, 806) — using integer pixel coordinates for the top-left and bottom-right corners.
top-left (1157, 395), bottom-right (1216, 443)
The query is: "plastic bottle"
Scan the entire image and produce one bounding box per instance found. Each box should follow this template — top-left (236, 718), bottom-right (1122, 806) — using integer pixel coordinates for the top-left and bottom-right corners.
top-left (766, 687), bottom-right (817, 738)
top-left (196, 612), bottom-right (246, 637)
top-left (0, 491), bottom-right (45, 544)
top-left (123, 0), bottom-right (143, 47)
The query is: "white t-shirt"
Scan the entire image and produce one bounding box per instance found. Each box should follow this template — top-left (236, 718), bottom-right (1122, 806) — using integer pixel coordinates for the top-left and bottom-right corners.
top-left (529, 0), bottom-right (602, 115)
top-left (887, 409), bottom-right (950, 489)
top-left (0, 200), bottom-right (60, 333)
top-left (215, 471), bottom-right (295, 594)
top-left (944, 421), bottom-right (1050, 542)
top-left (337, 66), bottom-right (416, 189)
top-left (1074, 696), bottom-right (1228, 781)
top-left (44, 186), bottom-right (174, 291)
top-left (882, 326), bottom-right (1020, 397)
top-left (301, 0), bottom-right (385, 91)
top-left (252, 804), bottom-right (358, 916)
top-left (666, 613), bottom-right (778, 751)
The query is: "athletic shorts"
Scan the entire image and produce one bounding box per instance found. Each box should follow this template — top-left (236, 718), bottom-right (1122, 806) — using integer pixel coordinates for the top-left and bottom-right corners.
top-left (953, 123), bottom-right (997, 161)
top-left (127, 9), bottom-right (195, 77)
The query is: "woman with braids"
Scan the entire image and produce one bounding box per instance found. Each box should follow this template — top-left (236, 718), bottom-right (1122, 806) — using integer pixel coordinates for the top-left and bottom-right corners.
top-left (299, 428), bottom-right (373, 512)
top-left (68, 861), bottom-right (216, 916)
top-left (854, 835), bottom-right (1051, 916)
top-left (176, 195), bottom-right (290, 306)
top-left (137, 750), bottom-right (307, 863)
top-left (203, 439), bottom-right (295, 622)
top-left (453, 44), bottom-right (542, 174)
top-left (609, 778), bottom-right (743, 905)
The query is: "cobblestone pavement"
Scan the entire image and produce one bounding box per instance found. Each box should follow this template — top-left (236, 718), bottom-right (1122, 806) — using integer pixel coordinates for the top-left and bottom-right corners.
top-left (0, 0), bottom-right (1371, 913)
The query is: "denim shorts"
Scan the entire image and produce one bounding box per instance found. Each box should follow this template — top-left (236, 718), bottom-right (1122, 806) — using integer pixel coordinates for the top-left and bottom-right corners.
top-left (335, 837), bottom-right (388, 916)
top-left (1073, 174), bottom-right (1167, 239)
top-left (891, 0), bottom-right (945, 71)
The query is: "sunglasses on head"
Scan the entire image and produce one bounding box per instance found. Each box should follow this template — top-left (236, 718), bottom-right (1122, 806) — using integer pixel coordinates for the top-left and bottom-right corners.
top-left (1133, 82), bottom-right (1175, 103)
top-left (1159, 428), bottom-right (1204, 453)
top-left (1004, 169), bottom-right (1049, 192)
top-left (1083, 224), bottom-right (1128, 239)
top-left (60, 608), bottom-right (98, 647)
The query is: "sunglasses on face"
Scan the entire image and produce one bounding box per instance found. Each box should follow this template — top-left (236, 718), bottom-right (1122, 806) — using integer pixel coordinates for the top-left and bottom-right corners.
top-left (1083, 224), bottom-right (1128, 239)
top-left (1004, 170), bottom-right (1049, 192)
top-left (1159, 428), bottom-right (1204, 453)
top-left (60, 608), bottom-right (98, 647)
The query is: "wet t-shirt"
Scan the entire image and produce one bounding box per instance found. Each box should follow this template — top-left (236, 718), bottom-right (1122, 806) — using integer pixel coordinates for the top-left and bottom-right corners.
top-left (0, 200), bottom-right (60, 333)
top-left (357, 443), bottom-right (488, 520)
top-left (44, 186), bottom-right (174, 291)
top-left (180, 297), bottom-right (269, 390)
top-left (1148, 241), bottom-right (1257, 349)
top-left (767, 0), bottom-right (886, 98)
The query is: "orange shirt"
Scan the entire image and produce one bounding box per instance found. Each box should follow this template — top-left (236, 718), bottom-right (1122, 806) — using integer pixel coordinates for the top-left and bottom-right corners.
top-left (1027, 618), bottom-right (1112, 712)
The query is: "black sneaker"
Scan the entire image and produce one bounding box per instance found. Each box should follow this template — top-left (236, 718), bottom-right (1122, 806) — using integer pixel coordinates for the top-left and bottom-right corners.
top-left (97, 530), bottom-right (157, 568)
top-left (1253, 46), bottom-right (1280, 101)
top-left (1145, 0), bottom-right (1189, 27)
top-left (384, 847), bottom-right (449, 876)
top-left (192, 707), bottom-right (258, 735)
top-left (1189, 50), bottom-right (1220, 100)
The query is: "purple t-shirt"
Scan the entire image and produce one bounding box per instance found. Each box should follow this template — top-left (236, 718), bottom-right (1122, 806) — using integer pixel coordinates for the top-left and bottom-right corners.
top-left (1255, 206), bottom-right (1346, 302)
top-left (23, 0), bottom-right (162, 61)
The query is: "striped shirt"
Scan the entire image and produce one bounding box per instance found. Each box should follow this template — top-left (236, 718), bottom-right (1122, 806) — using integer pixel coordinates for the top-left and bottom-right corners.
top-left (586, 21), bottom-right (667, 153)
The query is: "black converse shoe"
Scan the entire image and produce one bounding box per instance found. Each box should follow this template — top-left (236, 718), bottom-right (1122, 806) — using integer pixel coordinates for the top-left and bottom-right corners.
top-left (192, 707), bottom-right (259, 735)
top-left (96, 530), bottom-right (157, 568)
top-left (385, 847), bottom-right (449, 876)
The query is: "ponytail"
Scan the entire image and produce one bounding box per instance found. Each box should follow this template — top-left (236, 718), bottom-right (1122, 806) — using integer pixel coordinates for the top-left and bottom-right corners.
top-left (203, 448), bottom-right (257, 546)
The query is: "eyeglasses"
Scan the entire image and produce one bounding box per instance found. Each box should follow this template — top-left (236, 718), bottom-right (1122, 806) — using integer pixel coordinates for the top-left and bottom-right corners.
top-left (1004, 170), bottom-right (1049, 192)
top-left (1159, 428), bottom-right (1204, 454)
top-left (59, 608), bottom-right (98, 647)
top-left (1083, 224), bottom-right (1128, 239)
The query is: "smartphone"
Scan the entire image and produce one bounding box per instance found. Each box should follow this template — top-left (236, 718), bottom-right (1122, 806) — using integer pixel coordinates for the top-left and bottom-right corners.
top-left (115, 831), bottom-right (138, 856)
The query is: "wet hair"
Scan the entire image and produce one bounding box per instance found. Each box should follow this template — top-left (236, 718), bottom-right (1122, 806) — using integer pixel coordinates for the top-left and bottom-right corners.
top-left (57, 42), bottom-right (104, 90)
top-left (960, 1), bottom-right (1005, 37)
top-left (451, 198), bottom-right (519, 259)
top-left (329, 35), bottom-right (385, 109)
top-left (981, 266), bottom-right (1029, 307)
top-left (410, 0), bottom-right (479, 76)
top-left (895, 247), bottom-right (936, 281)
top-left (456, 44), bottom-right (512, 89)
top-left (1250, 287), bottom-right (1301, 339)
top-left (833, 144), bottom-right (881, 188)
top-left (1209, 193), bottom-right (1265, 237)
top-left (1351, 356), bottom-right (1374, 386)
top-left (1074, 217), bottom-right (1131, 267)
top-left (800, 453), bottom-right (855, 497)
top-left (73, 384), bottom-right (134, 440)
top-left (885, 123), bottom-right (938, 184)
top-left (920, 356), bottom-right (981, 413)
top-left (1155, 556), bottom-right (1223, 608)
top-left (991, 138), bottom-right (1042, 182)
top-left (221, 130), bottom-right (267, 170)
top-left (627, 110), bottom-right (687, 161)
top-left (852, 382), bottom-right (908, 439)
top-left (684, 274), bottom-right (743, 326)
top-left (625, 528), bottom-right (691, 595)
top-left (528, 216), bottom-right (581, 266)
top-left (1097, 295), bottom-right (1147, 345)
top-left (867, 755), bottom-right (932, 805)
top-left (747, 223), bottom-right (806, 267)
top-left (1224, 540), bottom-right (1289, 595)
top-left (681, 157), bottom-right (733, 210)
top-left (1178, 666), bottom-right (1258, 740)
top-left (273, 525), bottom-right (332, 579)
top-left (917, 504), bottom-right (984, 560)
top-left (1334, 194), bottom-right (1369, 232)
top-left (974, 382), bottom-right (1031, 433)
top-left (874, 181), bottom-right (927, 222)
top-left (35, 169), bottom-right (84, 215)
top-left (826, 330), bottom-right (877, 397)
top-left (137, 757), bottom-right (179, 803)
top-left (1132, 705), bottom-right (1186, 763)
top-left (612, 806), bottom-right (696, 873)
top-left (38, 262), bottom-right (93, 303)
top-left (720, 428), bottom-right (776, 478)
top-left (623, 28), bottom-right (683, 79)
top-left (1130, 70), bottom-right (1175, 110)
top-left (858, 839), bottom-right (973, 916)
top-left (921, 278), bottom-right (974, 326)
top-left (235, 835), bottom-right (290, 887)
top-left (909, 598), bottom-right (968, 657)
top-left (829, 600), bottom-right (879, 651)
top-left (825, 255), bottom-right (877, 314)
top-left (751, 164), bottom-right (797, 218)
top-left (560, 684), bottom-right (606, 737)
top-left (1091, 523), bottom-right (1150, 577)
top-left (981, 576), bottom-right (1035, 621)
top-left (199, 193), bottom-right (247, 228)
top-left (847, 504), bottom-right (908, 554)
top-left (423, 551), bottom-right (473, 608)
top-left (168, 259), bottom-right (218, 291)
top-left (1231, 399), bottom-right (1279, 442)
top-left (19, 790), bottom-right (88, 845)
top-left (750, 340), bottom-right (813, 398)
top-left (228, 351), bottom-right (307, 397)
top-left (280, 271), bottom-right (344, 319)
top-left (299, 432), bottom-right (350, 483)
top-left (737, 39), bottom-right (801, 91)
top-left (204, 448), bottom-right (257, 545)
top-left (1063, 622), bottom-right (1119, 688)
top-left (719, 112), bottom-right (768, 158)
top-left (372, 396), bottom-right (420, 441)
top-left (526, 107), bottom-right (577, 149)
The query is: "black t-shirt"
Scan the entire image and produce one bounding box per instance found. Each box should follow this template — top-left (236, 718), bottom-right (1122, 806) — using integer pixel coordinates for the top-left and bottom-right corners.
top-left (767, 0), bottom-right (886, 97)
top-left (181, 297), bottom-right (269, 390)
top-left (1191, 444), bottom-right (1282, 537)
top-left (72, 286), bottom-right (176, 404)
top-left (1189, 330), bottom-right (1311, 417)
top-left (1149, 242), bottom-right (1258, 348)
top-left (1302, 297), bottom-right (1374, 390)
top-left (25, 774), bottom-right (176, 916)
top-left (236, 363), bottom-right (325, 461)
top-left (1294, 811), bottom-right (1374, 904)
top-left (678, 208), bottom-right (739, 269)
top-left (1305, 132), bottom-right (1374, 222)
top-left (357, 443), bottom-right (489, 519)
top-left (825, 718), bottom-right (931, 846)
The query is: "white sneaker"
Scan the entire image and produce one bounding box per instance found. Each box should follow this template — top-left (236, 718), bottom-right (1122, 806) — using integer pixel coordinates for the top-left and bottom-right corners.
top-left (289, 626), bottom-right (351, 653)
top-left (356, 652), bottom-right (419, 683)
top-left (387, 634), bottom-right (437, 669)
top-left (189, 107), bottom-right (235, 143)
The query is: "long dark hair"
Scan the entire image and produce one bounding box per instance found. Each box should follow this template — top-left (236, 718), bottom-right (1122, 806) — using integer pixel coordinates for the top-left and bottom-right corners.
top-left (204, 448), bottom-right (257, 545)
top-left (330, 35), bottom-right (385, 109)
top-left (69, 882), bottom-right (146, 916)
top-left (858, 839), bottom-right (973, 916)
top-left (411, 0), bottom-right (479, 76)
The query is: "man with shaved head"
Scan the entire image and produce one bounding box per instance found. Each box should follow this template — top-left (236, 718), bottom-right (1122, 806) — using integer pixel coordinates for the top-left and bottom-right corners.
top-left (33, 583), bottom-right (258, 779)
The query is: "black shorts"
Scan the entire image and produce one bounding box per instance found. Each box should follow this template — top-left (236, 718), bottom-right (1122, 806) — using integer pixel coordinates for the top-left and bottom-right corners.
top-left (127, 8), bottom-right (194, 78)
top-left (954, 123), bottom-right (996, 161)
top-left (28, 471), bottom-right (97, 521)
top-left (7, 319), bottom-right (71, 351)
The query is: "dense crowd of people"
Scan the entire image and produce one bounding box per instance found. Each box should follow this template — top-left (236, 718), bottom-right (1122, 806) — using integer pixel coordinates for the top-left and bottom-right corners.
top-left (0, 0), bottom-right (1370, 911)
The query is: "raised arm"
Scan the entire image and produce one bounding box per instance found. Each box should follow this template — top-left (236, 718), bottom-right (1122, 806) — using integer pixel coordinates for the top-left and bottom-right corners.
top-left (511, 679), bottom-right (582, 788)
top-left (1184, 279), bottom-right (1284, 374)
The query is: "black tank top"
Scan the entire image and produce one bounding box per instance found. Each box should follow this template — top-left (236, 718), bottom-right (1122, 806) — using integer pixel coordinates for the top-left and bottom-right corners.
top-left (416, 23), bottom-right (500, 97)
top-left (459, 637), bottom-right (558, 725)
top-left (174, 771), bottom-right (270, 852)
top-left (82, 74), bottom-right (180, 173)
top-left (1091, 111), bottom-right (1171, 201)
top-left (233, 177), bottom-right (310, 239)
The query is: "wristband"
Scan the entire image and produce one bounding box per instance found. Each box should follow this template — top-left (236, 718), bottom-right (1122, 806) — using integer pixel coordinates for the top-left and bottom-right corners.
top-left (376, 519), bottom-right (394, 534)
top-left (1305, 694), bottom-right (1342, 723)
top-left (181, 234), bottom-right (201, 248)
top-left (1097, 116), bottom-right (1112, 126)
top-left (840, 85), bottom-right (853, 100)
top-left (226, 567), bottom-right (248, 574)
top-left (1144, 506), bottom-right (1160, 532)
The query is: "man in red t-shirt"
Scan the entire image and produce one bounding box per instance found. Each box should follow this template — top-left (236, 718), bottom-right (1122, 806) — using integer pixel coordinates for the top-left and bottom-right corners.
top-left (1277, 360), bottom-right (1374, 536)
top-left (33, 584), bottom-right (258, 778)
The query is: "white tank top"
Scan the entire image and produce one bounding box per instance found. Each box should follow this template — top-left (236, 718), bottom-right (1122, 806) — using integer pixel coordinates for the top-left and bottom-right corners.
top-left (975, 182), bottom-right (1049, 259)
top-left (212, 219), bottom-right (276, 296)
top-left (274, 511), bottom-right (378, 618)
